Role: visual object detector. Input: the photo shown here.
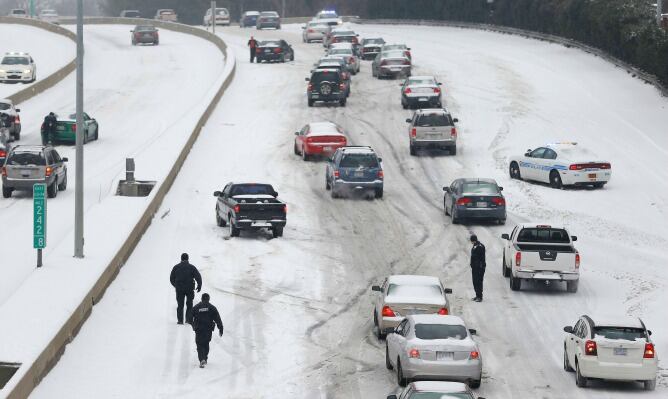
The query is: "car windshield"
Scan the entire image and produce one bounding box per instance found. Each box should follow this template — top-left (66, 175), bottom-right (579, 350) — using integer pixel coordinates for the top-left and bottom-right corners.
top-left (230, 184), bottom-right (274, 196)
top-left (408, 78), bottom-right (436, 85)
top-left (8, 152), bottom-right (45, 166)
top-left (124, 11), bottom-right (140, 17)
top-left (415, 324), bottom-right (468, 340)
top-left (416, 113), bottom-right (450, 127)
top-left (0, 103), bottom-right (10, 110)
top-left (310, 22), bottom-right (328, 28)
top-left (216, 9), bottom-right (228, 15)
top-left (2, 57), bottom-right (29, 65)
top-left (387, 284), bottom-right (442, 298)
top-left (339, 153), bottom-right (378, 168)
top-left (517, 228), bottom-right (570, 243)
top-left (461, 182), bottom-right (498, 194)
top-left (333, 31), bottom-right (354, 36)
top-left (319, 12), bottom-right (338, 18)
top-left (409, 393), bottom-right (472, 399)
top-left (594, 327), bottom-right (646, 341)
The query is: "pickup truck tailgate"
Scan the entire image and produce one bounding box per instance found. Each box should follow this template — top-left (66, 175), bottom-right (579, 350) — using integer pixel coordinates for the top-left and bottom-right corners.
top-left (516, 243), bottom-right (577, 272)
top-left (238, 203), bottom-right (285, 220)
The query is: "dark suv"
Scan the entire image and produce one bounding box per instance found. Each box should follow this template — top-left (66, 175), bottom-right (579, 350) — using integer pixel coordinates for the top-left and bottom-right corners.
top-left (325, 146), bottom-right (384, 199)
top-left (306, 68), bottom-right (346, 107)
top-left (2, 145), bottom-right (68, 198)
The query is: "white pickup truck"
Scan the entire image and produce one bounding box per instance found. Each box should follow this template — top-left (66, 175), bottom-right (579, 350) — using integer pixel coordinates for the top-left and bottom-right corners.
top-left (501, 223), bottom-right (580, 292)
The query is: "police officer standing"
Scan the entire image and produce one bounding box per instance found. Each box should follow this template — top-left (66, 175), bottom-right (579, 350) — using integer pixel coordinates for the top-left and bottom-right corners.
top-left (42, 112), bottom-right (57, 144)
top-left (169, 253), bottom-right (202, 325)
top-left (470, 234), bottom-right (486, 302)
top-left (247, 36), bottom-right (258, 63)
top-left (192, 293), bottom-right (224, 368)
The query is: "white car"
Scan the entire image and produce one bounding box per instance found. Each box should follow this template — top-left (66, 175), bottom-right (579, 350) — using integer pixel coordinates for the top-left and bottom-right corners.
top-left (8, 9), bottom-right (27, 18)
top-left (203, 8), bottom-right (230, 26)
top-left (0, 52), bottom-right (36, 84)
top-left (0, 99), bottom-right (21, 141)
top-left (302, 21), bottom-right (331, 43)
top-left (327, 43), bottom-right (360, 74)
top-left (509, 142), bottom-right (611, 189)
top-left (39, 9), bottom-right (60, 24)
top-left (563, 315), bottom-right (657, 390)
top-left (386, 315), bottom-right (482, 388)
top-left (155, 9), bottom-right (177, 22)
top-left (314, 10), bottom-right (342, 26)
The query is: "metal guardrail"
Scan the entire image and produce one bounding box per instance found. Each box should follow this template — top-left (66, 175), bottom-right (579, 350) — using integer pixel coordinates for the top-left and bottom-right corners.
top-left (352, 18), bottom-right (668, 97)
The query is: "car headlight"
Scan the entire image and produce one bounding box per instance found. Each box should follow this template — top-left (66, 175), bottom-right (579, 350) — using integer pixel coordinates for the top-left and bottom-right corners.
top-left (24, 69), bottom-right (31, 74)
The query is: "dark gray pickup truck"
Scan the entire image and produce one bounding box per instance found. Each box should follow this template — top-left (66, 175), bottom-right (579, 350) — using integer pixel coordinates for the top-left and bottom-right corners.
top-left (214, 183), bottom-right (287, 238)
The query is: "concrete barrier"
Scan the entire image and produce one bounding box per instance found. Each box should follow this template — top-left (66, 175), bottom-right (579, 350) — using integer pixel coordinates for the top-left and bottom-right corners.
top-left (352, 17), bottom-right (668, 97)
top-left (4, 18), bottom-right (236, 399)
top-left (0, 17), bottom-right (77, 105)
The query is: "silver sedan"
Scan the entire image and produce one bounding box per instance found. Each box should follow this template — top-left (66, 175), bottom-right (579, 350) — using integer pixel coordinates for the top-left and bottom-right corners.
top-left (302, 21), bottom-right (330, 42)
top-left (386, 314), bottom-right (483, 388)
top-left (372, 50), bottom-right (411, 79)
top-left (387, 381), bottom-right (484, 399)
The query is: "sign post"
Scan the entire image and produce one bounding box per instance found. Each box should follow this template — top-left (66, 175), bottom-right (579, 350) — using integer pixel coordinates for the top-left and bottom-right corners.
top-left (211, 1), bottom-right (216, 34)
top-left (33, 183), bottom-right (47, 267)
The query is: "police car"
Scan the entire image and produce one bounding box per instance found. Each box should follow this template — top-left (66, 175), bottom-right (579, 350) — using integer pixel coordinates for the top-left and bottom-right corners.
top-left (508, 143), bottom-right (611, 189)
top-left (0, 52), bottom-right (36, 83)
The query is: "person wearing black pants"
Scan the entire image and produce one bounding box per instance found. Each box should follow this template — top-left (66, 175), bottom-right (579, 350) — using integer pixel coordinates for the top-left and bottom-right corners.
top-left (169, 253), bottom-right (202, 324)
top-left (248, 36), bottom-right (258, 63)
top-left (192, 293), bottom-right (224, 368)
top-left (470, 234), bottom-right (486, 302)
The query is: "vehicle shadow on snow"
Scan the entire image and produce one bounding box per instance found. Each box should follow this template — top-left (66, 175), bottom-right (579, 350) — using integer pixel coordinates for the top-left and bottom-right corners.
top-left (413, 148), bottom-right (456, 157)
top-left (218, 227), bottom-right (278, 241)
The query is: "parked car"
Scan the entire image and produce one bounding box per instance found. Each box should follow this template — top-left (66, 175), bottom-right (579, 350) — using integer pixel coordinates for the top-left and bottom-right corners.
top-left (240, 11), bottom-right (260, 27)
top-left (0, 52), bottom-right (36, 84)
top-left (361, 37), bottom-right (385, 60)
top-left (443, 178), bottom-right (506, 224)
top-left (387, 381), bottom-right (484, 399)
top-left (406, 108), bottom-right (458, 155)
top-left (325, 146), bottom-right (383, 198)
top-left (203, 7), bottom-right (230, 26)
top-left (372, 50), bottom-right (411, 79)
top-left (256, 11), bottom-right (280, 29)
top-left (294, 122), bottom-right (347, 161)
top-left (41, 112), bottom-right (99, 145)
top-left (306, 68), bottom-right (347, 107)
top-left (38, 9), bottom-right (59, 24)
top-left (302, 21), bottom-right (331, 43)
top-left (0, 142), bottom-right (8, 166)
top-left (563, 315), bottom-right (657, 390)
top-left (323, 28), bottom-right (356, 48)
top-left (213, 183), bottom-right (287, 238)
top-left (401, 76), bottom-right (442, 109)
top-left (382, 43), bottom-right (412, 60)
top-left (314, 10), bottom-right (342, 26)
top-left (131, 25), bottom-right (159, 46)
top-left (154, 9), bottom-right (177, 22)
top-left (372, 275), bottom-right (452, 339)
top-left (327, 43), bottom-right (360, 74)
top-left (385, 315), bottom-right (482, 388)
top-left (7, 9), bottom-right (27, 18)
top-left (0, 99), bottom-right (21, 141)
top-left (120, 10), bottom-right (141, 18)
top-left (255, 40), bottom-right (294, 63)
top-left (509, 142), bottom-right (611, 189)
top-left (2, 145), bottom-right (68, 198)
top-left (313, 60), bottom-right (350, 97)
top-left (328, 31), bottom-right (359, 47)
top-left (501, 223), bottom-right (580, 292)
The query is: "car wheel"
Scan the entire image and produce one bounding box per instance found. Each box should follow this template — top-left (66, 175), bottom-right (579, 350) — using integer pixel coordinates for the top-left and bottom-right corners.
top-left (469, 380), bottom-right (481, 389)
top-left (564, 346), bottom-right (574, 372)
top-left (291, 53), bottom-right (295, 61)
top-left (437, 102), bottom-right (442, 108)
top-left (330, 185), bottom-right (338, 199)
top-left (339, 98), bottom-right (346, 107)
top-left (566, 280), bottom-right (579, 293)
top-left (502, 252), bottom-right (510, 277)
top-left (397, 359), bottom-right (407, 387)
top-left (444, 201), bottom-right (449, 215)
top-left (550, 170), bottom-right (563, 189)
top-left (307, 99), bottom-right (314, 107)
top-left (293, 142), bottom-right (300, 155)
top-left (452, 207), bottom-right (460, 224)
top-left (272, 226), bottom-right (283, 238)
top-left (510, 274), bottom-right (521, 291)
top-left (402, 101), bottom-right (407, 109)
top-left (375, 188), bottom-right (383, 199)
top-left (575, 360), bottom-right (587, 387)
top-left (509, 162), bottom-right (522, 180)
top-left (644, 378), bottom-right (657, 391)
top-left (58, 174), bottom-right (67, 191)
top-left (385, 344), bottom-right (393, 370)
top-left (12, 130), bottom-right (20, 141)
top-left (94, 126), bottom-right (99, 140)
top-left (498, 218), bottom-right (506, 225)
top-left (228, 217), bottom-right (240, 237)
top-left (325, 176), bottom-right (331, 190)
top-left (2, 186), bottom-right (12, 198)
top-left (409, 143), bottom-right (416, 156)
top-left (449, 145), bottom-right (457, 156)
top-left (302, 148), bottom-right (310, 161)
top-left (47, 180), bottom-right (57, 198)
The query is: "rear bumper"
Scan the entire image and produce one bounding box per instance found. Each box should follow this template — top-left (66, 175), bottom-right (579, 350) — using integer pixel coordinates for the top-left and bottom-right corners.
top-left (403, 358), bottom-right (482, 381)
top-left (305, 32), bottom-right (326, 40)
top-left (412, 138), bottom-right (456, 149)
top-left (256, 53), bottom-right (284, 61)
top-left (379, 316), bottom-right (404, 332)
top-left (404, 94), bottom-right (440, 106)
top-left (332, 179), bottom-right (383, 193)
top-left (304, 143), bottom-right (345, 156)
top-left (135, 37), bottom-right (157, 43)
top-left (560, 171), bottom-right (611, 186)
top-left (514, 270), bottom-right (579, 281)
top-left (2, 176), bottom-right (52, 190)
top-left (308, 92), bottom-right (345, 102)
top-left (455, 206), bottom-right (505, 220)
top-left (257, 22), bottom-right (280, 29)
top-left (379, 66), bottom-right (410, 76)
top-left (579, 357), bottom-right (657, 381)
top-left (234, 219), bottom-right (286, 230)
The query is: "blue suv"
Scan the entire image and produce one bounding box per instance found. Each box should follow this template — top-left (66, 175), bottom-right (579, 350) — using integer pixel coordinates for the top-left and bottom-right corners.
top-left (325, 146), bottom-right (384, 198)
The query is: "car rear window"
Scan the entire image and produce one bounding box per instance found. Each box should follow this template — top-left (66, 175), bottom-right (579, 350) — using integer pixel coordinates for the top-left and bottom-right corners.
top-left (383, 50), bottom-right (406, 59)
top-left (461, 182), bottom-right (498, 194)
top-left (2, 57), bottom-right (29, 65)
top-left (311, 71), bottom-right (341, 84)
top-left (416, 113), bottom-right (451, 127)
top-left (261, 12), bottom-right (278, 17)
top-left (230, 184), bottom-right (274, 196)
top-left (339, 153), bottom-right (378, 168)
top-left (8, 152), bottom-right (45, 165)
top-left (135, 26), bottom-right (156, 31)
top-left (160, 10), bottom-right (175, 15)
top-left (408, 78), bottom-right (435, 85)
top-left (517, 228), bottom-right (570, 243)
top-left (259, 41), bottom-right (280, 46)
top-left (415, 324), bottom-right (468, 340)
top-left (0, 103), bottom-right (10, 110)
top-left (387, 284), bottom-right (442, 297)
top-left (594, 327), bottom-right (646, 341)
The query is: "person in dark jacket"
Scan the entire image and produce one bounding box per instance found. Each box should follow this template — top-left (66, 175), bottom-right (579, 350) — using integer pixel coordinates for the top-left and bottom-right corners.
top-left (248, 36), bottom-right (258, 63)
top-left (169, 253), bottom-right (202, 324)
top-left (42, 112), bottom-right (57, 144)
top-left (470, 234), bottom-right (486, 302)
top-left (192, 293), bottom-right (224, 368)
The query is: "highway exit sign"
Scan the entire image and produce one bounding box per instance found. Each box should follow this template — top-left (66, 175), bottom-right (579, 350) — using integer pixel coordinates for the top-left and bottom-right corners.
top-left (33, 183), bottom-right (47, 249)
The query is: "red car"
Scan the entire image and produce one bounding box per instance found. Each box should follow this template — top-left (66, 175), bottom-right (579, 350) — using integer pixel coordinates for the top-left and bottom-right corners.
top-left (294, 122), bottom-right (347, 161)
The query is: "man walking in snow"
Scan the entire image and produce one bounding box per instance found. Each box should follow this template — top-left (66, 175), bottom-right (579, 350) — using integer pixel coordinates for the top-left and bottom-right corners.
top-left (248, 35), bottom-right (258, 63)
top-left (192, 293), bottom-right (224, 368)
top-left (470, 234), bottom-right (486, 302)
top-left (169, 253), bottom-right (202, 324)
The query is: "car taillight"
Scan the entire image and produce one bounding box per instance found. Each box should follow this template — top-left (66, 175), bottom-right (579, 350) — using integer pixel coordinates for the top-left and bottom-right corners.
top-left (1, 167), bottom-right (6, 177)
top-left (600, 163), bottom-right (611, 169)
top-left (433, 87), bottom-right (441, 94)
top-left (273, 48), bottom-right (282, 54)
top-left (515, 252), bottom-right (521, 267)
top-left (408, 348), bottom-right (420, 358)
top-left (233, 205), bottom-right (240, 213)
top-left (256, 48), bottom-right (262, 54)
top-left (406, 51), bottom-right (411, 58)
top-left (377, 170), bottom-right (384, 179)
top-left (410, 128), bottom-right (416, 138)
top-left (339, 83), bottom-right (345, 91)
top-left (450, 127), bottom-right (457, 137)
top-left (585, 340), bottom-right (597, 356)
top-left (404, 88), bottom-right (412, 94)
top-left (45, 166), bottom-right (52, 177)
top-left (72, 124), bottom-right (77, 133)
top-left (307, 28), bottom-right (314, 33)
top-left (575, 253), bottom-right (580, 269)
top-left (438, 308), bottom-right (448, 315)
top-left (0, 150), bottom-right (5, 158)
top-left (403, 59), bottom-right (410, 65)
top-left (491, 197), bottom-right (505, 206)
top-left (305, 136), bottom-right (314, 143)
top-left (469, 351), bottom-right (480, 360)
top-left (380, 60), bottom-right (387, 66)
top-left (381, 305), bottom-right (395, 317)
top-left (569, 164), bottom-right (583, 170)
top-left (282, 205), bottom-right (287, 213)
top-left (307, 83), bottom-right (313, 92)
top-left (456, 197), bottom-right (471, 206)
top-left (347, 57), bottom-right (353, 64)
top-left (644, 343), bottom-right (655, 359)
top-left (14, 115), bottom-right (20, 123)
top-left (333, 170), bottom-right (340, 178)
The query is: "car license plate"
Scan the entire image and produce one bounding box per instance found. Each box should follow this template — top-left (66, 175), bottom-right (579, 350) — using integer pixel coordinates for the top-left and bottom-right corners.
top-left (323, 146), bottom-right (332, 152)
top-left (265, 49), bottom-right (271, 53)
top-left (354, 171), bottom-right (364, 177)
top-left (588, 173), bottom-right (596, 179)
top-left (476, 202), bottom-right (487, 208)
top-left (614, 347), bottom-right (627, 356)
top-left (436, 351), bottom-right (453, 361)
top-left (143, 34), bottom-right (152, 38)
top-left (56, 126), bottom-right (65, 131)
top-left (419, 97), bottom-right (428, 101)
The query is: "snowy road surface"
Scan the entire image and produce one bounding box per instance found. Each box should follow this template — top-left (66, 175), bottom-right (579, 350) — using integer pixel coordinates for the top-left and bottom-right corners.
top-left (31, 24), bottom-right (667, 398)
top-left (0, 23), bottom-right (74, 99)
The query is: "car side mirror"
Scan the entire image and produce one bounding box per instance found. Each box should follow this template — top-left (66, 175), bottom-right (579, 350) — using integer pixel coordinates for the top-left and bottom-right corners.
top-left (648, 330), bottom-right (652, 336)
top-left (387, 396), bottom-right (398, 399)
top-left (453, 118), bottom-right (459, 123)
top-left (525, 149), bottom-right (532, 156)
top-left (407, 47), bottom-right (411, 50)
top-left (468, 328), bottom-right (477, 335)
top-left (371, 285), bottom-right (382, 292)
top-left (444, 288), bottom-right (453, 294)
top-left (501, 234), bottom-right (510, 240)
top-left (294, 131), bottom-right (299, 136)
top-left (302, 26), bottom-right (306, 29)
top-left (571, 236), bottom-right (577, 242)
top-left (563, 326), bottom-right (574, 334)
top-left (272, 191), bottom-right (279, 197)
top-left (305, 77), bottom-right (310, 81)
top-left (442, 187), bottom-right (450, 192)
top-left (15, 108), bottom-right (20, 112)
top-left (377, 157), bottom-right (382, 163)
top-left (405, 118), bottom-right (412, 123)
top-left (62, 157), bottom-right (68, 162)
top-left (437, 82), bottom-right (442, 86)
top-left (130, 30), bottom-right (134, 32)
top-left (213, 191), bottom-right (221, 197)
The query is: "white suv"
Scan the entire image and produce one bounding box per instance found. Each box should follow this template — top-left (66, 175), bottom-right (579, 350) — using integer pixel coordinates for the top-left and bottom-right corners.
top-left (0, 52), bottom-right (36, 84)
top-left (563, 315), bottom-right (657, 390)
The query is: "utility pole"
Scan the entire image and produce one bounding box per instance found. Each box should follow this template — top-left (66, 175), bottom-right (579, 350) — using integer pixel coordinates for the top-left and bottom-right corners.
top-left (211, 1), bottom-right (216, 34)
top-left (74, 0), bottom-right (84, 258)
top-left (282, 0), bottom-right (286, 17)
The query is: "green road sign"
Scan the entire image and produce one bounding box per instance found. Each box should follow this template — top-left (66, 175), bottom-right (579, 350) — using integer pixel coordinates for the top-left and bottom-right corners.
top-left (33, 183), bottom-right (47, 249)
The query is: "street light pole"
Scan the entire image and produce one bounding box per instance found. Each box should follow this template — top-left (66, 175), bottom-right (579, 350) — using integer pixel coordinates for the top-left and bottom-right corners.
top-left (74, 0), bottom-right (84, 258)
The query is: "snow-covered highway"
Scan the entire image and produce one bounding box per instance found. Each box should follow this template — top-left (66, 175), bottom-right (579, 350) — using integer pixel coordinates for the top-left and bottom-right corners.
top-left (30, 23), bottom-right (668, 399)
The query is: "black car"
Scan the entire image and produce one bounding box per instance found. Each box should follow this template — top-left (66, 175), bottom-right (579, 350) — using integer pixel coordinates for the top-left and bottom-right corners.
top-left (131, 25), bottom-right (159, 45)
top-left (255, 40), bottom-right (294, 63)
top-left (306, 68), bottom-right (347, 107)
top-left (314, 61), bottom-right (351, 97)
top-left (240, 11), bottom-right (259, 27)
